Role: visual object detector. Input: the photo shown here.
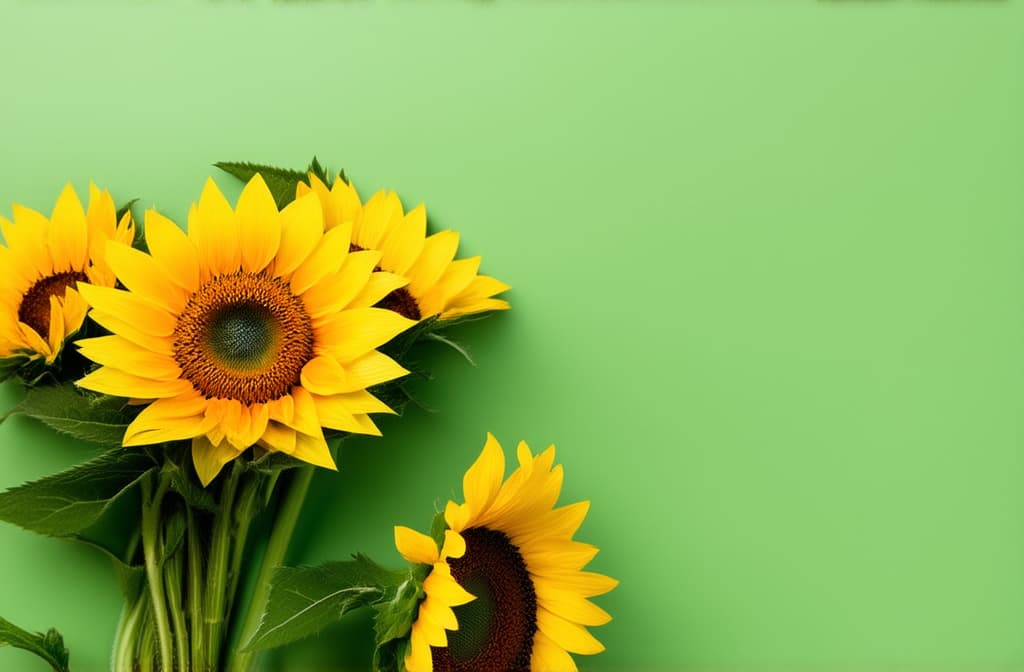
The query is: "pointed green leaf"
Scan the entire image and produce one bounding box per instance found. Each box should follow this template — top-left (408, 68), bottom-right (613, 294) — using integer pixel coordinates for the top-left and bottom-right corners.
top-left (0, 447), bottom-right (155, 538)
top-left (0, 615), bottom-right (70, 672)
top-left (214, 161), bottom-right (307, 209)
top-left (2, 384), bottom-right (131, 447)
top-left (243, 555), bottom-right (406, 652)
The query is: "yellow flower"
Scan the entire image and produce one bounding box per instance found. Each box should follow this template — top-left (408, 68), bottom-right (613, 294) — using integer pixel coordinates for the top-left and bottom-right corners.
top-left (0, 184), bottom-right (134, 364)
top-left (297, 176), bottom-right (509, 322)
top-left (76, 175), bottom-right (416, 486)
top-left (394, 434), bottom-right (617, 672)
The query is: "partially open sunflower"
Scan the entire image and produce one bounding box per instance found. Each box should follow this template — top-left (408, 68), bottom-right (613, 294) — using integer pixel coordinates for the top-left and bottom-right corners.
top-left (0, 184), bottom-right (134, 365)
top-left (76, 175), bottom-right (416, 485)
top-left (394, 434), bottom-right (617, 672)
top-left (297, 175), bottom-right (510, 322)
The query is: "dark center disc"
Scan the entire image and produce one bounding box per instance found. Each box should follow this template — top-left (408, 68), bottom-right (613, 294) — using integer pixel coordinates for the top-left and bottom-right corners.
top-left (173, 272), bottom-right (314, 404)
top-left (431, 527), bottom-right (538, 672)
top-left (18, 271), bottom-right (87, 336)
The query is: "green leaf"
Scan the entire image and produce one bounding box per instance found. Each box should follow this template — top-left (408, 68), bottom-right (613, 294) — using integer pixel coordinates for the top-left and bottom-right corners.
top-left (162, 458), bottom-right (217, 513)
top-left (2, 384), bottom-right (131, 447)
top-left (0, 615), bottom-right (70, 672)
top-left (371, 569), bottom-right (424, 672)
top-left (243, 555), bottom-right (406, 652)
top-left (0, 447), bottom-right (155, 538)
top-left (214, 161), bottom-right (307, 209)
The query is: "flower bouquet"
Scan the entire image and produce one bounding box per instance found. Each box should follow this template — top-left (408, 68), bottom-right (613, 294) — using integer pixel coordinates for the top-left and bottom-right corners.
top-left (0, 159), bottom-right (615, 672)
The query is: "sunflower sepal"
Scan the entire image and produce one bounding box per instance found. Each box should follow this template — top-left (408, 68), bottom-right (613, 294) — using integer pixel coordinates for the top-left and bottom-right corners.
top-left (372, 567), bottom-right (428, 672)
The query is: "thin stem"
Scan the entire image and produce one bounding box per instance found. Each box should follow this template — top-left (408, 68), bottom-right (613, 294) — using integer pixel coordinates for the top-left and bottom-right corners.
top-left (226, 465), bottom-right (315, 672)
top-left (224, 474), bottom-right (262, 622)
top-left (112, 588), bottom-right (147, 672)
top-left (187, 507), bottom-right (207, 672)
top-left (137, 603), bottom-right (155, 672)
top-left (204, 463), bottom-right (243, 668)
top-left (165, 540), bottom-right (190, 672)
top-left (140, 472), bottom-right (174, 672)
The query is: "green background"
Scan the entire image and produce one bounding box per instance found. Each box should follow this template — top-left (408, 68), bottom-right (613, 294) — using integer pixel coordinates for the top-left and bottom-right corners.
top-left (1, 1), bottom-right (1023, 671)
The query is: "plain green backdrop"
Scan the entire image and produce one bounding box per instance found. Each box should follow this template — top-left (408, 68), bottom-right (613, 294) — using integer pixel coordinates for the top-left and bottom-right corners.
top-left (1, 1), bottom-right (1023, 671)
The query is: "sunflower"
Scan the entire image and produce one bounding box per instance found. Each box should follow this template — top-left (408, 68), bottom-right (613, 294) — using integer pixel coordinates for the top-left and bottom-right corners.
top-left (394, 434), bottom-right (617, 672)
top-left (75, 175), bottom-right (416, 485)
top-left (0, 184), bottom-right (134, 365)
top-left (296, 175), bottom-right (509, 322)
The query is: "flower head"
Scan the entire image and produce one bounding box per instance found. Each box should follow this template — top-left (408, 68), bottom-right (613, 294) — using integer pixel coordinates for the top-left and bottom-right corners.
top-left (76, 175), bottom-right (416, 485)
top-left (297, 176), bottom-right (509, 322)
top-left (0, 184), bottom-right (134, 365)
top-left (394, 434), bottom-right (617, 672)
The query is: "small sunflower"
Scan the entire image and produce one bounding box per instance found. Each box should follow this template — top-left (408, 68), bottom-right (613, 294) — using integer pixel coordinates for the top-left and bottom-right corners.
top-left (76, 175), bottom-right (416, 485)
top-left (394, 434), bottom-right (617, 672)
top-left (0, 184), bottom-right (134, 365)
top-left (297, 175), bottom-right (510, 322)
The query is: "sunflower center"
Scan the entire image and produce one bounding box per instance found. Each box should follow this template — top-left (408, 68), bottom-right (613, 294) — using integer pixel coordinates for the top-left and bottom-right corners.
top-left (18, 271), bottom-right (87, 336)
top-left (173, 272), bottom-right (314, 404)
top-left (432, 527), bottom-right (537, 672)
top-left (349, 242), bottom-right (421, 321)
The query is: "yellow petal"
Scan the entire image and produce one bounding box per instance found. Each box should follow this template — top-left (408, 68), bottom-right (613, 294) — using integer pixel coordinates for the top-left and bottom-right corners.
top-left (274, 191), bottom-right (324, 278)
top-left (378, 203), bottom-right (426, 275)
top-left (76, 334), bottom-right (181, 381)
top-left (300, 355), bottom-right (348, 396)
top-left (86, 184), bottom-right (117, 242)
top-left (314, 308), bottom-right (415, 363)
top-left (417, 256), bottom-right (481, 318)
top-left (190, 178), bottom-right (240, 276)
top-left (123, 393), bottom-right (215, 447)
top-left (45, 296), bottom-right (64, 363)
top-left (522, 540), bottom-right (601, 575)
top-left (404, 625), bottom-right (433, 672)
top-left (534, 583), bottom-right (612, 627)
top-left (5, 206), bottom-right (52, 277)
top-left (49, 184), bottom-right (89, 272)
top-left (103, 242), bottom-right (188, 314)
top-left (292, 431), bottom-right (337, 470)
top-left (76, 282), bottom-right (177, 337)
top-left (236, 174), bottom-right (281, 273)
top-left (78, 367), bottom-right (193, 399)
top-left (394, 526), bottom-right (439, 565)
top-left (143, 210), bottom-right (199, 293)
top-left (535, 608), bottom-right (605, 655)
top-left (298, 249), bottom-right (382, 318)
top-left (257, 422), bottom-right (296, 454)
top-left (355, 190), bottom-right (402, 251)
top-left (287, 386), bottom-right (322, 437)
top-left (332, 350), bottom-right (409, 392)
top-left (439, 297), bottom-right (510, 321)
top-left (87, 310), bottom-right (174, 356)
top-left (462, 433), bottom-right (505, 519)
top-left (192, 434), bottom-right (242, 487)
top-left (345, 271), bottom-right (410, 310)
top-left (531, 571), bottom-right (619, 599)
top-left (312, 391), bottom-right (383, 436)
top-left (407, 230), bottom-right (459, 298)
top-left (287, 220), bottom-right (351, 296)
top-left (423, 562), bottom-right (475, 606)
top-left (439, 530), bottom-right (466, 560)
top-left (530, 630), bottom-right (579, 672)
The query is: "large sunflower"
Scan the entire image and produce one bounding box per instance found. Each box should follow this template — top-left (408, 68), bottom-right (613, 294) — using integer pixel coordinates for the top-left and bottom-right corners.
top-left (0, 184), bottom-right (134, 365)
top-left (394, 434), bottom-right (617, 672)
top-left (76, 175), bottom-right (416, 485)
top-left (297, 175), bottom-right (509, 322)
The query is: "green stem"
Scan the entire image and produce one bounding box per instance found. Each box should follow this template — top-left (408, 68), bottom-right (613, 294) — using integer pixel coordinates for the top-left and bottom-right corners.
top-left (204, 463), bottom-right (243, 668)
top-left (112, 588), bottom-right (147, 672)
top-left (187, 507), bottom-right (207, 672)
top-left (140, 472), bottom-right (174, 672)
top-left (165, 540), bottom-right (190, 672)
top-left (226, 465), bottom-right (315, 672)
top-left (224, 474), bottom-right (262, 623)
top-left (137, 603), bottom-right (155, 672)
